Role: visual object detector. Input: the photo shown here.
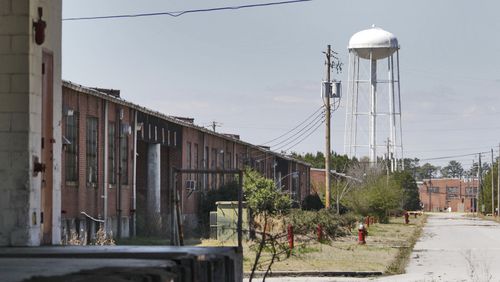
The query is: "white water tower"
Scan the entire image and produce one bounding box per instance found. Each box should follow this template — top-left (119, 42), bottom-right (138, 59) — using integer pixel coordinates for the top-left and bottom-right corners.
top-left (344, 26), bottom-right (404, 170)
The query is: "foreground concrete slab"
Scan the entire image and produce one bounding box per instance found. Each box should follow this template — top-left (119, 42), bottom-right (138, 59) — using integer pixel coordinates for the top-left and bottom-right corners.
top-left (0, 245), bottom-right (243, 282)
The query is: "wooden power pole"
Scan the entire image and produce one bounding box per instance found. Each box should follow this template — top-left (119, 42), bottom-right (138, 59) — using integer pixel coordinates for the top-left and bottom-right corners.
top-left (325, 44), bottom-right (332, 209)
top-left (492, 149), bottom-right (495, 215)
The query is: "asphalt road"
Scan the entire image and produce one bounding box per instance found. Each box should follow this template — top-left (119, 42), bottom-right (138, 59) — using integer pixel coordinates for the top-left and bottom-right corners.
top-left (254, 213), bottom-right (500, 282)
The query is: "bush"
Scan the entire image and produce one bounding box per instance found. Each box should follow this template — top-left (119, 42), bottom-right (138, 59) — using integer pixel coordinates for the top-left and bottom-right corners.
top-left (301, 194), bottom-right (324, 211)
top-left (344, 175), bottom-right (402, 223)
top-left (198, 181), bottom-right (239, 237)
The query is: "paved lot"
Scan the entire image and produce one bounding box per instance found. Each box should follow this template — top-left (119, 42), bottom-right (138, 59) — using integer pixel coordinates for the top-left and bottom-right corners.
top-left (254, 213), bottom-right (500, 282)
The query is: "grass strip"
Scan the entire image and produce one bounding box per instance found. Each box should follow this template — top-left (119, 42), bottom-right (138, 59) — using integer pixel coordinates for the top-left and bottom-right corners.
top-left (385, 214), bottom-right (427, 274)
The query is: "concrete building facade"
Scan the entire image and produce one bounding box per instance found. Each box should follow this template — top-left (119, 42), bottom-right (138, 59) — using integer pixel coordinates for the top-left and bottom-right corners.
top-left (0, 0), bottom-right (62, 246)
top-left (418, 178), bottom-right (479, 212)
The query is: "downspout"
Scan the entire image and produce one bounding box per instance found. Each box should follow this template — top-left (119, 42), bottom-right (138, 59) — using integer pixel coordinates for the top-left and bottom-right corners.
top-left (103, 101), bottom-right (108, 233)
top-left (116, 109), bottom-right (122, 238)
top-left (132, 110), bottom-right (138, 237)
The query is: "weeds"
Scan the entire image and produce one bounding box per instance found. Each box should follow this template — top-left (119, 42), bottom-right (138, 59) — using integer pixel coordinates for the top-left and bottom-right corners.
top-left (385, 214), bottom-right (427, 274)
top-left (65, 226), bottom-right (115, 246)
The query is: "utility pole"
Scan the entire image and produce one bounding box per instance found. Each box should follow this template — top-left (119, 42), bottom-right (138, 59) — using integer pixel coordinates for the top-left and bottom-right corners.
top-left (428, 173), bottom-right (432, 212)
top-left (478, 153), bottom-right (482, 214)
top-left (324, 44), bottom-right (332, 209)
top-left (498, 143), bottom-right (500, 217)
top-left (210, 121), bottom-right (221, 132)
top-left (386, 138), bottom-right (390, 184)
top-left (492, 148), bottom-right (495, 216)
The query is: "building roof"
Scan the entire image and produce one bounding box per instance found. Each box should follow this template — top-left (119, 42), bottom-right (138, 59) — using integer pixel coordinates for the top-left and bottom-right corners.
top-left (63, 80), bottom-right (310, 167)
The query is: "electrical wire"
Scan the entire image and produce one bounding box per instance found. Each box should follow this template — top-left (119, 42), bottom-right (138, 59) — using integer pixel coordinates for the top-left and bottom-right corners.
top-left (272, 116), bottom-right (325, 151)
top-left (253, 117), bottom-right (325, 162)
top-left (419, 151), bottom-right (491, 162)
top-left (267, 108), bottom-right (325, 148)
top-left (279, 118), bottom-right (325, 152)
top-left (260, 105), bottom-right (325, 146)
top-left (63, 0), bottom-right (313, 21)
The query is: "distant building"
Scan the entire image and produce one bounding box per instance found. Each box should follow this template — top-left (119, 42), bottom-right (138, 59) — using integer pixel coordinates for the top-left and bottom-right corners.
top-left (418, 178), bottom-right (479, 212)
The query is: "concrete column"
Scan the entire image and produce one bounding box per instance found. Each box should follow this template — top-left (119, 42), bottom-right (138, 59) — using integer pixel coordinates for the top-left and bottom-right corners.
top-left (0, 0), bottom-right (62, 246)
top-left (147, 143), bottom-right (161, 231)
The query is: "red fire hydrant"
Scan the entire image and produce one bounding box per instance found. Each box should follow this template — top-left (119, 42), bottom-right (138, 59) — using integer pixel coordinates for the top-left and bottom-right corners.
top-left (287, 224), bottom-right (294, 249)
top-left (317, 224), bottom-right (323, 242)
top-left (404, 211), bottom-right (410, 224)
top-left (358, 223), bottom-right (367, 245)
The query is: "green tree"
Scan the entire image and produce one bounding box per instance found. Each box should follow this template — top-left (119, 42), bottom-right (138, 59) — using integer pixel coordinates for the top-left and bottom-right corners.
top-left (344, 173), bottom-right (402, 223)
top-left (468, 161), bottom-right (490, 178)
top-left (393, 171), bottom-right (421, 211)
top-left (244, 169), bottom-right (292, 281)
top-left (417, 163), bottom-right (439, 180)
top-left (480, 162), bottom-right (498, 214)
top-left (441, 160), bottom-right (464, 178)
top-left (290, 151), bottom-right (355, 172)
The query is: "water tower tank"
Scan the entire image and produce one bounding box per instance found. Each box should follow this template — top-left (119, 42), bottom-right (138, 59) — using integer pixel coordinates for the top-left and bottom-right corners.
top-left (348, 26), bottom-right (398, 60)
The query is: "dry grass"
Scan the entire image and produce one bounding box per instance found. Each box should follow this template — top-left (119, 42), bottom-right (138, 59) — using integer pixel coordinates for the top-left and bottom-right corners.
top-left (199, 214), bottom-right (427, 273)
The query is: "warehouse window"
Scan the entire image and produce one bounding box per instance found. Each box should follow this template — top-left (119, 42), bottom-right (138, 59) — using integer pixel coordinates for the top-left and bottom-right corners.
top-left (65, 112), bottom-right (78, 182)
top-left (187, 142), bottom-right (192, 169)
top-left (108, 122), bottom-right (116, 184)
top-left (86, 117), bottom-right (98, 185)
top-left (120, 130), bottom-right (129, 185)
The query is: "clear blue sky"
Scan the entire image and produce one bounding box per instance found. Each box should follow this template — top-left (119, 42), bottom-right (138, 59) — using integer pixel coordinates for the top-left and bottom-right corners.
top-left (62, 0), bottom-right (500, 169)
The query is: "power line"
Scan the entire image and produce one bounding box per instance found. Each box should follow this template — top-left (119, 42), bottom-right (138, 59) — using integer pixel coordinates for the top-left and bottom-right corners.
top-left (420, 151), bottom-right (491, 162)
top-left (280, 118), bottom-right (325, 152)
top-left (272, 116), bottom-right (325, 152)
top-left (254, 118), bottom-right (325, 162)
top-left (260, 105), bottom-right (325, 145)
top-left (63, 0), bottom-right (313, 21)
top-left (268, 109), bottom-right (325, 148)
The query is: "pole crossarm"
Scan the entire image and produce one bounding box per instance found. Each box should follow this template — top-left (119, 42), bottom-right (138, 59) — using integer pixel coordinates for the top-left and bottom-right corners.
top-left (329, 170), bottom-right (362, 183)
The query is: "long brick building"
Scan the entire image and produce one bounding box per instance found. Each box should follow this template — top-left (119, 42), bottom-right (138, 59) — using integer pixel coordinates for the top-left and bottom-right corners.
top-left (418, 178), bottom-right (479, 212)
top-left (61, 81), bottom-right (311, 242)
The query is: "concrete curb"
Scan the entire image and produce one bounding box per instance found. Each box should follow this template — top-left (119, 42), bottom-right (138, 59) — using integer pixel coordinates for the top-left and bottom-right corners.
top-left (244, 271), bottom-right (384, 278)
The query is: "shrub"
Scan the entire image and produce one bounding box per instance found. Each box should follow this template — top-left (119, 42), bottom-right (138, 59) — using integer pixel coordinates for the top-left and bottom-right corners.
top-left (301, 194), bottom-right (324, 211)
top-left (287, 209), bottom-right (355, 240)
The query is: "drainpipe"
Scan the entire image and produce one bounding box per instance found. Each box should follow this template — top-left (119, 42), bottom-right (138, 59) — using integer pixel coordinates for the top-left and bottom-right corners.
top-left (103, 101), bottom-right (108, 233)
top-left (132, 110), bottom-right (138, 237)
top-left (116, 109), bottom-right (122, 238)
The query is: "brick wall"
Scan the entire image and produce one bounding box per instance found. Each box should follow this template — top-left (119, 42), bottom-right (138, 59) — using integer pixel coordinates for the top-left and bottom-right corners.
top-left (61, 87), bottom-right (133, 239)
top-left (419, 178), bottom-right (479, 212)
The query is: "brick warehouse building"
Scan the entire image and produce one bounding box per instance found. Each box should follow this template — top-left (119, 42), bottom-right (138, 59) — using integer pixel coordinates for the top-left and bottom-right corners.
top-left (418, 178), bottom-right (479, 212)
top-left (61, 81), bottom-right (311, 241)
